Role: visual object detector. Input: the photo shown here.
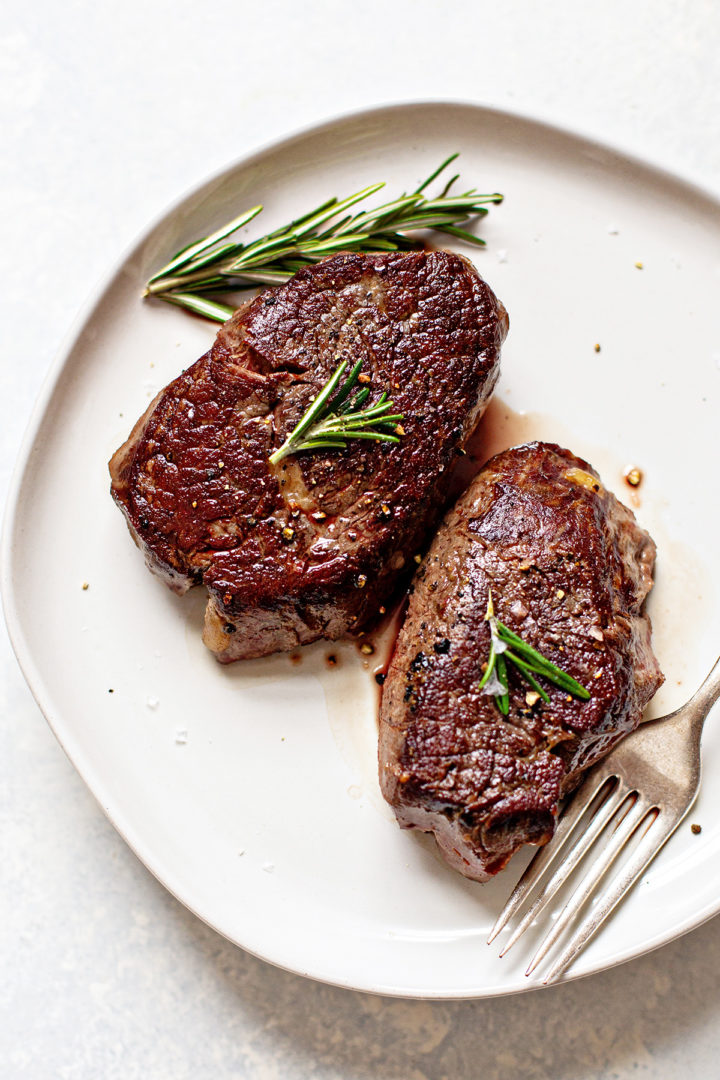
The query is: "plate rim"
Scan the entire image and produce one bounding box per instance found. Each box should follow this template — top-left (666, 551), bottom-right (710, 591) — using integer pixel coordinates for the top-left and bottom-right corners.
top-left (3, 98), bottom-right (720, 1000)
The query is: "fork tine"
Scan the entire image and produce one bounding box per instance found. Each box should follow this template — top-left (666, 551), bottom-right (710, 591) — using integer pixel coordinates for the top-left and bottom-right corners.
top-left (498, 776), bottom-right (629, 957)
top-left (487, 769), bottom-right (619, 946)
top-left (541, 810), bottom-right (681, 983)
top-left (525, 794), bottom-right (655, 976)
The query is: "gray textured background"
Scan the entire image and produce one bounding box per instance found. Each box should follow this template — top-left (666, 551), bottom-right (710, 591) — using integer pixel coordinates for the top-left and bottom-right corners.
top-left (2, 2), bottom-right (720, 1076)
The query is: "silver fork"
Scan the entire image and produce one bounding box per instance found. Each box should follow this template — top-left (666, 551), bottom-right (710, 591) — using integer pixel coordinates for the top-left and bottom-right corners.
top-left (488, 655), bottom-right (720, 984)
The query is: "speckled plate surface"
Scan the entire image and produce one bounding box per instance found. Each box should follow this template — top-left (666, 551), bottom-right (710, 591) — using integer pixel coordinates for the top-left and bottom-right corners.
top-left (3, 102), bottom-right (720, 997)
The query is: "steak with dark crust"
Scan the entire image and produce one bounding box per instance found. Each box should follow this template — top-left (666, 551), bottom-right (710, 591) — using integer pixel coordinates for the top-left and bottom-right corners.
top-left (110, 250), bottom-right (508, 661)
top-left (379, 442), bottom-right (663, 882)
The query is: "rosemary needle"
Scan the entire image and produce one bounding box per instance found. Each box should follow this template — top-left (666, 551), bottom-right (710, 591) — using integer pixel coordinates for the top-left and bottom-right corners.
top-left (145, 155), bottom-right (503, 322)
top-left (479, 590), bottom-right (591, 713)
top-left (495, 621), bottom-right (591, 699)
top-left (268, 359), bottom-right (403, 465)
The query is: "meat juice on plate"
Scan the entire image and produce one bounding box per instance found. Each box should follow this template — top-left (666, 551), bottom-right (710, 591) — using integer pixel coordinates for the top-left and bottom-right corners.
top-left (317, 393), bottom-right (713, 819)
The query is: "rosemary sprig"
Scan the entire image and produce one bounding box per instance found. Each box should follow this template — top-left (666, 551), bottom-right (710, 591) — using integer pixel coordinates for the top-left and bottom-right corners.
top-left (479, 591), bottom-right (591, 716)
top-left (144, 154), bottom-right (503, 322)
top-left (268, 359), bottom-right (403, 465)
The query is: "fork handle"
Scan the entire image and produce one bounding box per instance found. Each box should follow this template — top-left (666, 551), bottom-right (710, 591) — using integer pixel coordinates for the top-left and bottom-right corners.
top-left (684, 654), bottom-right (720, 735)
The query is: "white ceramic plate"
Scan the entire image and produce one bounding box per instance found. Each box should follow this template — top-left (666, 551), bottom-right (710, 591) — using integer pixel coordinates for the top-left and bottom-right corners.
top-left (3, 103), bottom-right (720, 999)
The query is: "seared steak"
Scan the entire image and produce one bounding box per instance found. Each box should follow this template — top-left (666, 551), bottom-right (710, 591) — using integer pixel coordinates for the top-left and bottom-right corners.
top-left (110, 250), bottom-right (508, 661)
top-left (379, 442), bottom-right (663, 882)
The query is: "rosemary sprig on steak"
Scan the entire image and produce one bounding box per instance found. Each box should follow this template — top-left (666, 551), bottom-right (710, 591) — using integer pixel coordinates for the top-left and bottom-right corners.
top-left (144, 155), bottom-right (503, 322)
top-left (479, 591), bottom-right (591, 715)
top-left (269, 359), bottom-right (403, 465)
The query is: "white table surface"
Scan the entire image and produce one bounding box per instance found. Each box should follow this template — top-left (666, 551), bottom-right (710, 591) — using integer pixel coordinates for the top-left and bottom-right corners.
top-left (2, 3), bottom-right (719, 1077)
